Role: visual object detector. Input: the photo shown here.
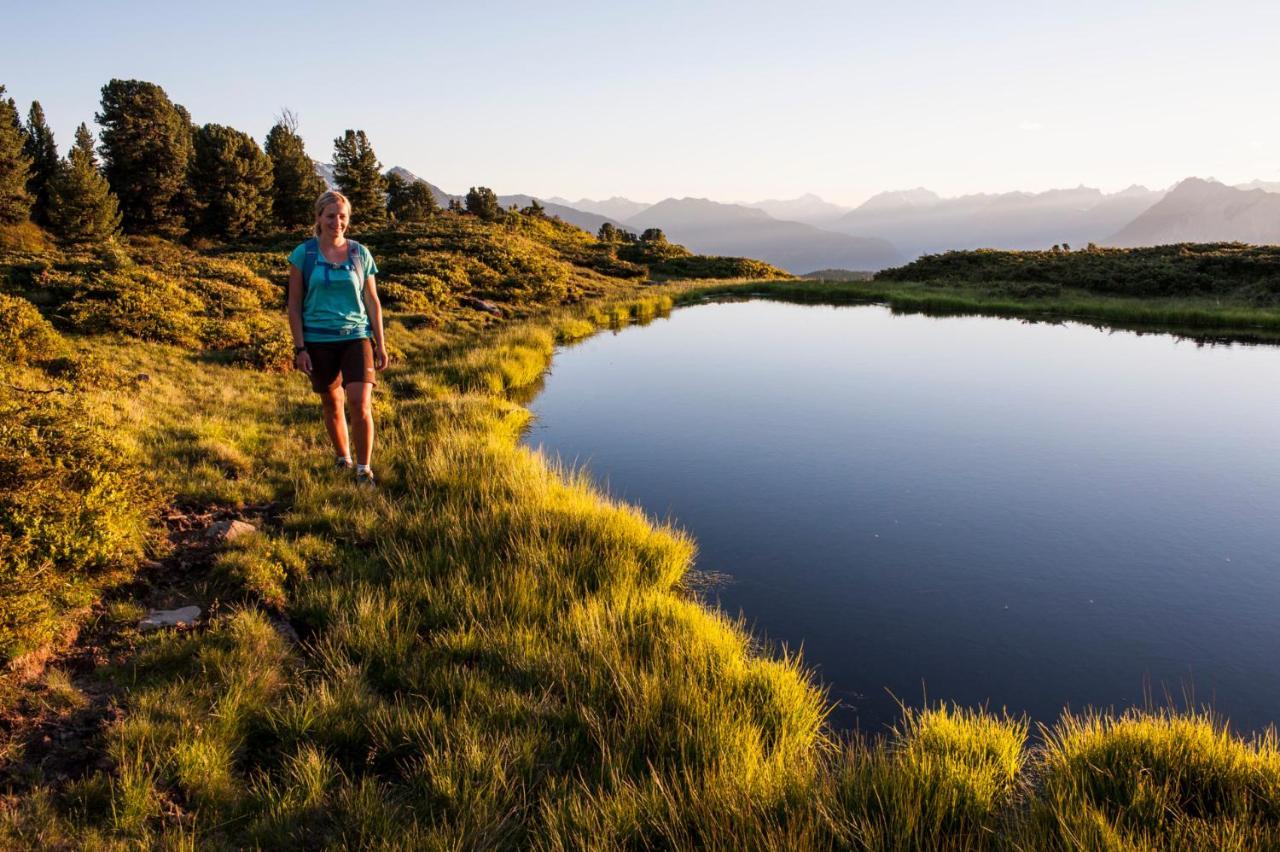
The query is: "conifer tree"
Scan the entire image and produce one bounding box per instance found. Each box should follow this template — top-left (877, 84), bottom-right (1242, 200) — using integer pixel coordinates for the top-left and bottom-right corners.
top-left (189, 123), bottom-right (274, 239)
top-left (465, 186), bottom-right (501, 221)
top-left (265, 110), bottom-right (325, 229)
top-left (332, 129), bottom-right (386, 228)
top-left (386, 171), bottom-right (437, 222)
top-left (0, 86), bottom-right (33, 225)
top-left (384, 170), bottom-right (407, 219)
top-left (96, 79), bottom-right (193, 235)
top-left (22, 102), bottom-right (58, 225)
top-left (47, 123), bottom-right (121, 242)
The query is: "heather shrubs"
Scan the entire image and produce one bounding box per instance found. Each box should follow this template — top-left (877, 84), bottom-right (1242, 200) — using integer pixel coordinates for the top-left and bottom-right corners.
top-left (0, 292), bottom-right (64, 363)
top-left (0, 392), bottom-right (156, 658)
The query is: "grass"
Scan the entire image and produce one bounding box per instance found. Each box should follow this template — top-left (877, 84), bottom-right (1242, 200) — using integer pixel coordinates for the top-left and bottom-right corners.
top-left (5, 229), bottom-right (1280, 845)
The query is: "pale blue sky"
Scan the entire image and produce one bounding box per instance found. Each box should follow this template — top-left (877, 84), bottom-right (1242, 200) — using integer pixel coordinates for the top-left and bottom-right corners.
top-left (6, 1), bottom-right (1278, 205)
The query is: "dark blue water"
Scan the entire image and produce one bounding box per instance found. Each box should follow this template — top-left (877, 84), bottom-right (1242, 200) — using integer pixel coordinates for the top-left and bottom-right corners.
top-left (523, 300), bottom-right (1280, 733)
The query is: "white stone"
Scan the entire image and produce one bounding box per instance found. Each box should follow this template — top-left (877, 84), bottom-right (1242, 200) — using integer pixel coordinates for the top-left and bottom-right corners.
top-left (139, 606), bottom-right (201, 631)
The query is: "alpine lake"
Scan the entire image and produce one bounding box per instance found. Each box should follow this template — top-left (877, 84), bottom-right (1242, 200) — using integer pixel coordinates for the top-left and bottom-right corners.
top-left (521, 299), bottom-right (1280, 734)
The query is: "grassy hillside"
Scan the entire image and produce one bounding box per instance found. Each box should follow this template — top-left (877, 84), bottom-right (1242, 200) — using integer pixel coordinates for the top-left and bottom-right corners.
top-left (3, 219), bottom-right (1280, 848)
top-left (0, 211), bottom-right (783, 663)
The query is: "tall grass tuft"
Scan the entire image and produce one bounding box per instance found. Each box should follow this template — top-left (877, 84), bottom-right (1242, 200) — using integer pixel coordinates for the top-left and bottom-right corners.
top-left (835, 704), bottom-right (1027, 850)
top-left (1028, 709), bottom-right (1280, 848)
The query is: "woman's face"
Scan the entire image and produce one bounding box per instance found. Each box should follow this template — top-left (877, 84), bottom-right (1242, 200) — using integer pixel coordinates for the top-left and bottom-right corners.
top-left (319, 201), bottom-right (350, 238)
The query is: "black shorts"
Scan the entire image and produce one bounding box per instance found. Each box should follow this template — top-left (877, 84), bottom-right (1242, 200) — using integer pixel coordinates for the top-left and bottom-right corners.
top-left (306, 338), bottom-right (376, 392)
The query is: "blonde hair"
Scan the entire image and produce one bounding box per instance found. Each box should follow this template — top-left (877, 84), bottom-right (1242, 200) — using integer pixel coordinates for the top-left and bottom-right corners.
top-left (314, 190), bottom-right (352, 236)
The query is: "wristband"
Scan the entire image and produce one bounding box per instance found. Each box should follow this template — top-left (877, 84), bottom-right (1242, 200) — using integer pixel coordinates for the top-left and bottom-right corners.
top-left (294, 345), bottom-right (307, 354)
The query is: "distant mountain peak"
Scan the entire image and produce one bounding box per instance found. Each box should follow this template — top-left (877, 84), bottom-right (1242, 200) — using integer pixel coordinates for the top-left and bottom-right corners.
top-left (1108, 177), bottom-right (1280, 246)
top-left (744, 193), bottom-right (853, 224)
top-left (855, 188), bottom-right (942, 212)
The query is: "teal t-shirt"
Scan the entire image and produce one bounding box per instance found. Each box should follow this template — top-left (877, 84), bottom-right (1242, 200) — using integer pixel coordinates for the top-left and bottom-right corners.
top-left (288, 241), bottom-right (379, 343)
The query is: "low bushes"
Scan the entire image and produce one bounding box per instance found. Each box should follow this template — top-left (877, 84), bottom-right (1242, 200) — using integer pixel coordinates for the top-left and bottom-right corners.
top-left (0, 293), bottom-right (65, 364)
top-left (878, 244), bottom-right (1280, 299)
top-left (0, 391), bottom-right (157, 659)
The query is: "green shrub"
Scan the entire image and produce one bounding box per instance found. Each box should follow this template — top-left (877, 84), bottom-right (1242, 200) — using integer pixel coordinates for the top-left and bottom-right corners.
top-left (0, 393), bottom-right (157, 659)
top-left (651, 255), bottom-right (789, 280)
top-left (64, 267), bottom-right (204, 345)
top-left (377, 280), bottom-right (442, 312)
top-left (0, 293), bottom-right (65, 364)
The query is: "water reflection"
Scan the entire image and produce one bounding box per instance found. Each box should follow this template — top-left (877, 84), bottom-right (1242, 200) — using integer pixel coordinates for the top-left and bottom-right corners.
top-left (524, 300), bottom-right (1280, 734)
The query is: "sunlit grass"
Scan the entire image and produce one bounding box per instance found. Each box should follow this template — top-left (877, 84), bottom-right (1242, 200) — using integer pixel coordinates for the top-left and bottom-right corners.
top-left (8, 271), bottom-right (1280, 846)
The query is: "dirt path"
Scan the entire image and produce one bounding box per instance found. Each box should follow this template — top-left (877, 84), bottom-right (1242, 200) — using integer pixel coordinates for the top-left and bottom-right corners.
top-left (0, 501), bottom-right (283, 796)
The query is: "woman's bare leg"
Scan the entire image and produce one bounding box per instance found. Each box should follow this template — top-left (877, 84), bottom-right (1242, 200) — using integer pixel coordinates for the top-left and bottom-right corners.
top-left (320, 385), bottom-right (350, 459)
top-left (346, 381), bottom-right (374, 466)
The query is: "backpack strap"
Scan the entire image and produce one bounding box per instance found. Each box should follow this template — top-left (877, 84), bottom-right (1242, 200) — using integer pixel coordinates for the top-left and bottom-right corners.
top-left (347, 239), bottom-right (365, 286)
top-left (299, 237), bottom-right (319, 302)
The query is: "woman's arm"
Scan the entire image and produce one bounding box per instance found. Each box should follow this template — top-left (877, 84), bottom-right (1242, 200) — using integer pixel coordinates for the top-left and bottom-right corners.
top-left (364, 274), bottom-right (389, 370)
top-left (287, 265), bottom-right (311, 374)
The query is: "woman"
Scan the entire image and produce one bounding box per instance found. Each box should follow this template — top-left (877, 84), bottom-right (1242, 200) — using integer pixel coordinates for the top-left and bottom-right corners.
top-left (288, 190), bottom-right (389, 487)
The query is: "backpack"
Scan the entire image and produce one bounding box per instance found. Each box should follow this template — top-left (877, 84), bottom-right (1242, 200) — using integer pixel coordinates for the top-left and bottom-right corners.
top-left (295, 237), bottom-right (366, 308)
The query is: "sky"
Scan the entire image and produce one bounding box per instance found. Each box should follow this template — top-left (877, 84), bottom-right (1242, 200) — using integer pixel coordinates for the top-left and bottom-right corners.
top-left (6, 0), bottom-right (1279, 207)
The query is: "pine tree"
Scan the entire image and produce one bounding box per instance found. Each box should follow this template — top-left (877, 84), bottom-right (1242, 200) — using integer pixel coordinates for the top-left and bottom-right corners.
top-left (332, 129), bottom-right (386, 229)
top-left (465, 186), bottom-right (501, 221)
top-left (384, 170), bottom-right (407, 220)
top-left (96, 79), bottom-right (193, 236)
top-left (265, 110), bottom-right (325, 229)
top-left (0, 86), bottom-right (33, 225)
top-left (47, 123), bottom-right (121, 242)
top-left (386, 171), bottom-right (437, 222)
top-left (189, 123), bottom-right (274, 240)
top-left (22, 102), bottom-right (58, 225)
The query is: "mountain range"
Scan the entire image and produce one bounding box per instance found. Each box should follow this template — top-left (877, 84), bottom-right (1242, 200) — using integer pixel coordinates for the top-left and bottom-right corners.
top-left (624, 198), bottom-right (901, 272)
top-left (830, 185), bottom-right (1169, 258)
top-left (314, 161), bottom-right (1280, 273)
top-left (1109, 178), bottom-right (1280, 247)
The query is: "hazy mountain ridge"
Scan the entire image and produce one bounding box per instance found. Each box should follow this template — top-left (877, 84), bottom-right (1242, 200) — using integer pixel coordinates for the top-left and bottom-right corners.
top-left (1108, 178), bottom-right (1280, 247)
top-left (625, 197), bottom-right (902, 273)
top-left (833, 184), bottom-right (1168, 258)
top-left (315, 160), bottom-right (1280, 265)
top-left (742, 193), bottom-right (853, 225)
top-left (546, 196), bottom-right (652, 221)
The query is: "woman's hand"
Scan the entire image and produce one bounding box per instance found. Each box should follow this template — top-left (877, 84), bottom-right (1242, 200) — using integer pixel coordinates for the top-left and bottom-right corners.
top-left (294, 350), bottom-right (312, 375)
top-left (374, 343), bottom-right (390, 371)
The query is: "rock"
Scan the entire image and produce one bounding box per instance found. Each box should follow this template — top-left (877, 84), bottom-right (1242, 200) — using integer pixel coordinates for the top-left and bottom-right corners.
top-left (459, 295), bottom-right (503, 317)
top-left (208, 519), bottom-right (256, 542)
top-left (135, 373), bottom-right (151, 382)
top-left (138, 606), bottom-right (201, 632)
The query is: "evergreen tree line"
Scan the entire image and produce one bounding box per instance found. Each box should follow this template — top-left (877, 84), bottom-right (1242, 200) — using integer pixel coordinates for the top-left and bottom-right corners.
top-left (0, 78), bottom-right (491, 245)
